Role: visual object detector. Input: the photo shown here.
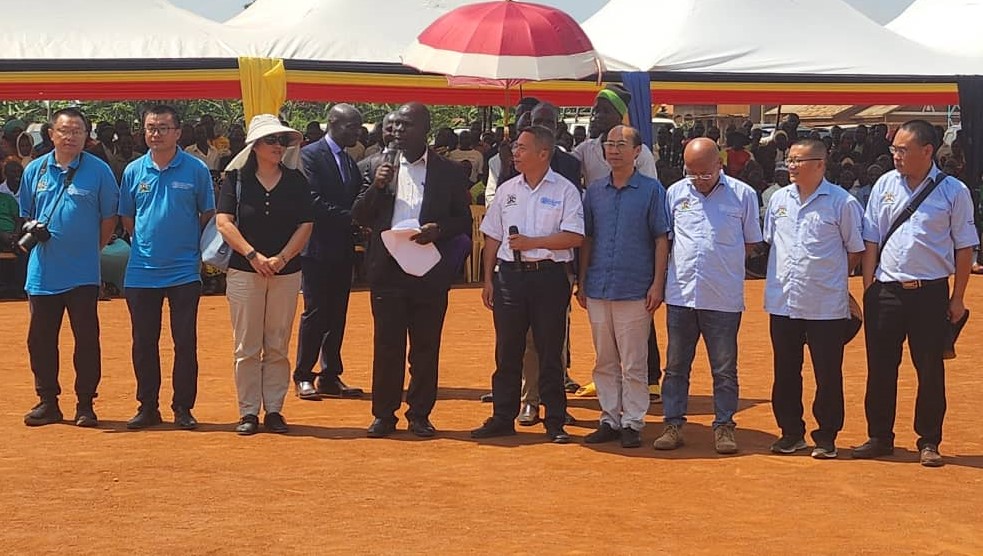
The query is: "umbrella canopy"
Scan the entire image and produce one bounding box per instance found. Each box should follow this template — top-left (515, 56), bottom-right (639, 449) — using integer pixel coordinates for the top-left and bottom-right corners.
top-left (888, 0), bottom-right (983, 59)
top-left (402, 0), bottom-right (602, 85)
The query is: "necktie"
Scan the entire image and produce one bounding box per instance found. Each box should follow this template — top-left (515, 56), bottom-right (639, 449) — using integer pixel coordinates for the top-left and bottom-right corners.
top-left (337, 150), bottom-right (351, 183)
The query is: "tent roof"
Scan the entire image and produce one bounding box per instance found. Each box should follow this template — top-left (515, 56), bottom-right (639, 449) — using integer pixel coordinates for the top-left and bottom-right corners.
top-left (583, 0), bottom-right (977, 78)
top-left (887, 0), bottom-right (983, 58)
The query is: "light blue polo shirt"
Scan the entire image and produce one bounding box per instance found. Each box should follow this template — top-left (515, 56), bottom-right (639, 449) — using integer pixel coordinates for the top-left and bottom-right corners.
top-left (119, 149), bottom-right (214, 288)
top-left (664, 173), bottom-right (762, 313)
top-left (764, 180), bottom-right (865, 320)
top-left (19, 152), bottom-right (119, 295)
top-left (863, 166), bottom-right (978, 283)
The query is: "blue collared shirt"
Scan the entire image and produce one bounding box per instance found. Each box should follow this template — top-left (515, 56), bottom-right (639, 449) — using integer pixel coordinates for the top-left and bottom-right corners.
top-left (764, 180), bottom-right (865, 320)
top-left (583, 171), bottom-right (669, 300)
top-left (19, 152), bottom-right (119, 295)
top-left (324, 134), bottom-right (349, 182)
top-left (119, 149), bottom-right (215, 288)
top-left (863, 166), bottom-right (978, 282)
top-left (665, 173), bottom-right (762, 312)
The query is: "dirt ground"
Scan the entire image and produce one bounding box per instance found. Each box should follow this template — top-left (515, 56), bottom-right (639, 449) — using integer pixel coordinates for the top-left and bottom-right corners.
top-left (1, 277), bottom-right (982, 555)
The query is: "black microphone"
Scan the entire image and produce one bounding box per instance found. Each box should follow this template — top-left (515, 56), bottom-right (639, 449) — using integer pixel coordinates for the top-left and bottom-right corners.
top-left (382, 141), bottom-right (401, 194)
top-left (508, 225), bottom-right (521, 263)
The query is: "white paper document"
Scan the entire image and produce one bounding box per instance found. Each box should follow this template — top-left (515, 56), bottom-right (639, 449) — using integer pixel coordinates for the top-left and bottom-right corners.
top-left (381, 219), bottom-right (442, 277)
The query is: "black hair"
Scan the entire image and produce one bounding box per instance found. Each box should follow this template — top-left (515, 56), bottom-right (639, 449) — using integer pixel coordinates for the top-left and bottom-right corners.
top-left (50, 107), bottom-right (87, 127)
top-left (523, 125), bottom-right (556, 153)
top-left (144, 104), bottom-right (182, 127)
top-left (898, 119), bottom-right (939, 152)
top-left (794, 138), bottom-right (828, 158)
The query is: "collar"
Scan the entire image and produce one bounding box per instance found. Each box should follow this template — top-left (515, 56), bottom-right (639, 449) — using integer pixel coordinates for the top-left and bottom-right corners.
top-left (519, 167), bottom-right (558, 190)
top-left (142, 148), bottom-right (184, 171)
top-left (324, 134), bottom-right (345, 156)
top-left (46, 151), bottom-right (83, 172)
top-left (606, 169), bottom-right (641, 189)
top-left (402, 149), bottom-right (428, 166)
top-left (686, 172), bottom-right (726, 196)
top-left (789, 178), bottom-right (832, 200)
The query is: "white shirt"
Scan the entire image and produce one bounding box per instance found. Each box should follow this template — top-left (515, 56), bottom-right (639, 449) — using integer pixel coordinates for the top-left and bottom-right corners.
top-left (485, 153), bottom-right (502, 205)
top-left (391, 150), bottom-right (428, 227)
top-left (480, 168), bottom-right (584, 262)
top-left (665, 173), bottom-right (762, 312)
top-left (764, 180), bottom-right (865, 320)
top-left (573, 137), bottom-right (658, 186)
top-left (184, 143), bottom-right (223, 171)
top-left (863, 166), bottom-right (978, 282)
top-left (0, 181), bottom-right (17, 207)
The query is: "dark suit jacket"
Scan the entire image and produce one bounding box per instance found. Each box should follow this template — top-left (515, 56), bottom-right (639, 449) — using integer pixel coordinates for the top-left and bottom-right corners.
top-left (352, 149), bottom-right (472, 292)
top-left (300, 137), bottom-right (362, 262)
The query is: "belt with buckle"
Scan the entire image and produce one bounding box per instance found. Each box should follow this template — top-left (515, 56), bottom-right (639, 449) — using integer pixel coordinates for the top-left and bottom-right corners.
top-left (881, 278), bottom-right (948, 290)
top-left (497, 259), bottom-right (559, 272)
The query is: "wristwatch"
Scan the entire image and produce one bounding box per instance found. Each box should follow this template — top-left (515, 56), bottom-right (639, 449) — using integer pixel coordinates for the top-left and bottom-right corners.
top-left (245, 249), bottom-right (258, 261)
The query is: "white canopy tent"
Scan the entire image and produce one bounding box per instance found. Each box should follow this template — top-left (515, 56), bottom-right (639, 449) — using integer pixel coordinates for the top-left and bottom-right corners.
top-left (887, 0), bottom-right (983, 58)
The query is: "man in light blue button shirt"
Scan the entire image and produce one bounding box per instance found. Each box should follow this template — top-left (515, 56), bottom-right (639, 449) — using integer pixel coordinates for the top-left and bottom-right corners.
top-left (855, 120), bottom-right (978, 467)
top-left (654, 138), bottom-right (762, 454)
top-left (763, 139), bottom-right (865, 459)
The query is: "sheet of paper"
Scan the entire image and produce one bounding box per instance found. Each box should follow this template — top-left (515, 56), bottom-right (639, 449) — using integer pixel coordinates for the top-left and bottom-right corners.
top-left (381, 219), bottom-right (442, 277)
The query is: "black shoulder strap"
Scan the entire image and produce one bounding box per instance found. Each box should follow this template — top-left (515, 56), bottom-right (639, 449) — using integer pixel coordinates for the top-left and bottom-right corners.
top-left (878, 171), bottom-right (947, 263)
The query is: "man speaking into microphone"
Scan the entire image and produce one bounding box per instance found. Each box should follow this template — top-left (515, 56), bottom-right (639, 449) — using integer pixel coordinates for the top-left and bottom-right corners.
top-left (472, 126), bottom-right (584, 443)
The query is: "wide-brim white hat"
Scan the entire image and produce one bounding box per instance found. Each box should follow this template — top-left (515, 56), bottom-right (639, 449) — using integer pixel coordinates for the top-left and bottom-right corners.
top-left (224, 113), bottom-right (303, 172)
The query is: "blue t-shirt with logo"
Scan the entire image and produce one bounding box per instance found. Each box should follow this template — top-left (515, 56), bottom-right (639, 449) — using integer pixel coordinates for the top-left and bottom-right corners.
top-left (19, 152), bottom-right (120, 295)
top-left (118, 149), bottom-right (215, 288)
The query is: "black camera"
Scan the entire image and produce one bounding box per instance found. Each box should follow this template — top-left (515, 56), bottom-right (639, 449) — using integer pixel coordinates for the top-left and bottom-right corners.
top-left (18, 220), bottom-right (51, 252)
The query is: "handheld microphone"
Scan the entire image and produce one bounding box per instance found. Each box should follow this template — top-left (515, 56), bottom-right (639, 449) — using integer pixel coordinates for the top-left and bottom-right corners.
top-left (508, 225), bottom-right (521, 263)
top-left (382, 141), bottom-right (401, 194)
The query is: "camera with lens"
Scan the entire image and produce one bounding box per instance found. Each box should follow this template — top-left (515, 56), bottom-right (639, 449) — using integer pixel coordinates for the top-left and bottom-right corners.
top-left (18, 220), bottom-right (51, 252)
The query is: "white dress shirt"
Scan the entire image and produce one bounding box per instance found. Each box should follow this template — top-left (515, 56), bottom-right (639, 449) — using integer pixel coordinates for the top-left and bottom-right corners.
top-left (391, 150), bottom-right (428, 227)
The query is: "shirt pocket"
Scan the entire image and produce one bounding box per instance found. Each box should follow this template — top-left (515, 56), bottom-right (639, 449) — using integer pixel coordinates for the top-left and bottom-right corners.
top-left (713, 206), bottom-right (745, 246)
top-left (802, 213), bottom-right (839, 247)
top-left (66, 184), bottom-right (96, 209)
top-left (913, 197), bottom-right (950, 236)
top-left (533, 198), bottom-right (563, 236)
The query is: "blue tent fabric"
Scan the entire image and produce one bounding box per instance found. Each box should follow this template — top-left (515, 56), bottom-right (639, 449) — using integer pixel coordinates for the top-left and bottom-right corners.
top-left (622, 72), bottom-right (653, 148)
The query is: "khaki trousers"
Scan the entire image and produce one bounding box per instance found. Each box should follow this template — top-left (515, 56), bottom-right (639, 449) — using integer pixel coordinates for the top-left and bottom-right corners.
top-left (586, 298), bottom-right (651, 431)
top-left (226, 269), bottom-right (302, 417)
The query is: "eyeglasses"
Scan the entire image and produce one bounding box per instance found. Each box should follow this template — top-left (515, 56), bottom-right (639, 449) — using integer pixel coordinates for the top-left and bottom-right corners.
top-left (784, 157), bottom-right (824, 167)
top-left (602, 140), bottom-right (634, 151)
top-left (54, 128), bottom-right (85, 138)
top-left (260, 134), bottom-right (294, 147)
top-left (888, 146), bottom-right (909, 157)
top-left (685, 173), bottom-right (716, 182)
top-left (144, 126), bottom-right (177, 136)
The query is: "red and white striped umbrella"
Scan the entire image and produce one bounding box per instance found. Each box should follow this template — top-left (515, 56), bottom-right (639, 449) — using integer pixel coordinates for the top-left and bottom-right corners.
top-left (402, 0), bottom-right (603, 87)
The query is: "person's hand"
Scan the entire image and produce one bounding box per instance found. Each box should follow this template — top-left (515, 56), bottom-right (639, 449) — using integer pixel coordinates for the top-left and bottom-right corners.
top-left (645, 283), bottom-right (664, 313)
top-left (410, 223), bottom-right (441, 245)
top-left (481, 280), bottom-right (494, 310)
top-left (267, 255), bottom-right (286, 274)
top-left (575, 286), bottom-right (587, 310)
top-left (373, 163), bottom-right (395, 189)
top-left (948, 297), bottom-right (967, 324)
top-left (250, 253), bottom-right (275, 277)
top-left (508, 233), bottom-right (537, 251)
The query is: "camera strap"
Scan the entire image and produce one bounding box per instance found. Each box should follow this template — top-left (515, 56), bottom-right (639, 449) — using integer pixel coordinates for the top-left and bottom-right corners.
top-left (36, 152), bottom-right (84, 225)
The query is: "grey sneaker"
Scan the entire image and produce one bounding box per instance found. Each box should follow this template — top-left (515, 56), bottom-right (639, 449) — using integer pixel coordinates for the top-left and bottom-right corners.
top-left (770, 435), bottom-right (808, 454)
top-left (653, 424), bottom-right (684, 450)
top-left (714, 424), bottom-right (738, 454)
top-left (811, 441), bottom-right (838, 459)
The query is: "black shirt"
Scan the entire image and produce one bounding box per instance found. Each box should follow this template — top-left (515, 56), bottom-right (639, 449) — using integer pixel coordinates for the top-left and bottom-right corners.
top-left (217, 166), bottom-right (314, 275)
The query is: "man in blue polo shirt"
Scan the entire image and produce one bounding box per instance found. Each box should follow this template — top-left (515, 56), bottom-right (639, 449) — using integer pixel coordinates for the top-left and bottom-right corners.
top-left (119, 104), bottom-right (215, 430)
top-left (19, 107), bottom-right (119, 428)
top-left (577, 125), bottom-right (669, 449)
top-left (655, 137), bottom-right (762, 454)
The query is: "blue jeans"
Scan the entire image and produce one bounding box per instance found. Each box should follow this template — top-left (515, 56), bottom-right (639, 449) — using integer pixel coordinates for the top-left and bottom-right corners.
top-left (662, 305), bottom-right (742, 428)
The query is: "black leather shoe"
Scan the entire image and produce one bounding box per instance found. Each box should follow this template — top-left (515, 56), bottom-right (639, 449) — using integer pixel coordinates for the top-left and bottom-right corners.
top-left (564, 375), bottom-right (581, 394)
top-left (546, 427), bottom-right (571, 444)
top-left (74, 403), bottom-right (98, 428)
top-left (174, 407), bottom-right (198, 430)
top-left (517, 403), bottom-right (540, 426)
top-left (316, 376), bottom-right (364, 398)
top-left (565, 412), bottom-right (576, 426)
top-left (408, 418), bottom-right (436, 438)
top-left (264, 412), bottom-right (289, 434)
top-left (471, 417), bottom-right (516, 439)
top-left (24, 400), bottom-right (63, 427)
top-left (620, 427), bottom-right (642, 448)
top-left (295, 381), bottom-right (319, 400)
top-left (584, 422), bottom-right (621, 444)
top-left (367, 418), bottom-right (397, 438)
top-left (126, 407), bottom-right (162, 430)
top-left (236, 414), bottom-right (259, 435)
top-left (852, 438), bottom-right (895, 459)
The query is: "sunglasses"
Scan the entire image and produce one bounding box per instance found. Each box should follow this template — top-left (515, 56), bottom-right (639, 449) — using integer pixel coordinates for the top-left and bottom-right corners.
top-left (259, 134), bottom-right (294, 147)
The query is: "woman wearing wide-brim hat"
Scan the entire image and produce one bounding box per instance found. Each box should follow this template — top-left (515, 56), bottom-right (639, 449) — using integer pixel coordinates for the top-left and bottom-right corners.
top-left (216, 114), bottom-right (314, 435)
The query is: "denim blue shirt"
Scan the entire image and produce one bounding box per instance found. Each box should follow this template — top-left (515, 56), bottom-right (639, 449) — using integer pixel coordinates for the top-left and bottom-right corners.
top-left (19, 152), bottom-right (119, 295)
top-left (119, 149), bottom-right (214, 288)
top-left (583, 171), bottom-right (669, 300)
top-left (863, 166), bottom-right (978, 282)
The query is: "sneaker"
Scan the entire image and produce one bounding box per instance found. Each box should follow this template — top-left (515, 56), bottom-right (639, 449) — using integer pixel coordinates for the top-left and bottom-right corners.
top-left (648, 383), bottom-right (662, 403)
top-left (620, 427), bottom-right (642, 449)
top-left (811, 442), bottom-right (838, 459)
top-left (584, 422), bottom-right (621, 444)
top-left (74, 403), bottom-right (99, 428)
top-left (24, 400), bottom-right (63, 427)
top-left (714, 425), bottom-right (738, 454)
top-left (264, 412), bottom-right (289, 434)
top-left (653, 424), bottom-right (684, 450)
top-left (770, 435), bottom-right (808, 454)
top-left (919, 444), bottom-right (944, 468)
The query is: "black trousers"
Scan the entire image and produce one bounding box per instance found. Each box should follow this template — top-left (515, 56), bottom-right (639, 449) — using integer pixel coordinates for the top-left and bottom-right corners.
top-left (294, 256), bottom-right (352, 383)
top-left (124, 281), bottom-right (201, 411)
top-left (769, 315), bottom-right (846, 443)
top-left (864, 280), bottom-right (948, 448)
top-left (27, 285), bottom-right (101, 402)
top-left (648, 320), bottom-right (662, 385)
top-left (492, 263), bottom-right (570, 430)
top-left (369, 287), bottom-right (449, 422)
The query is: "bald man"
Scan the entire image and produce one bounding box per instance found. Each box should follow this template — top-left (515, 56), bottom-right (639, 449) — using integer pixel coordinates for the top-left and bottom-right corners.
top-left (654, 138), bottom-right (762, 454)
